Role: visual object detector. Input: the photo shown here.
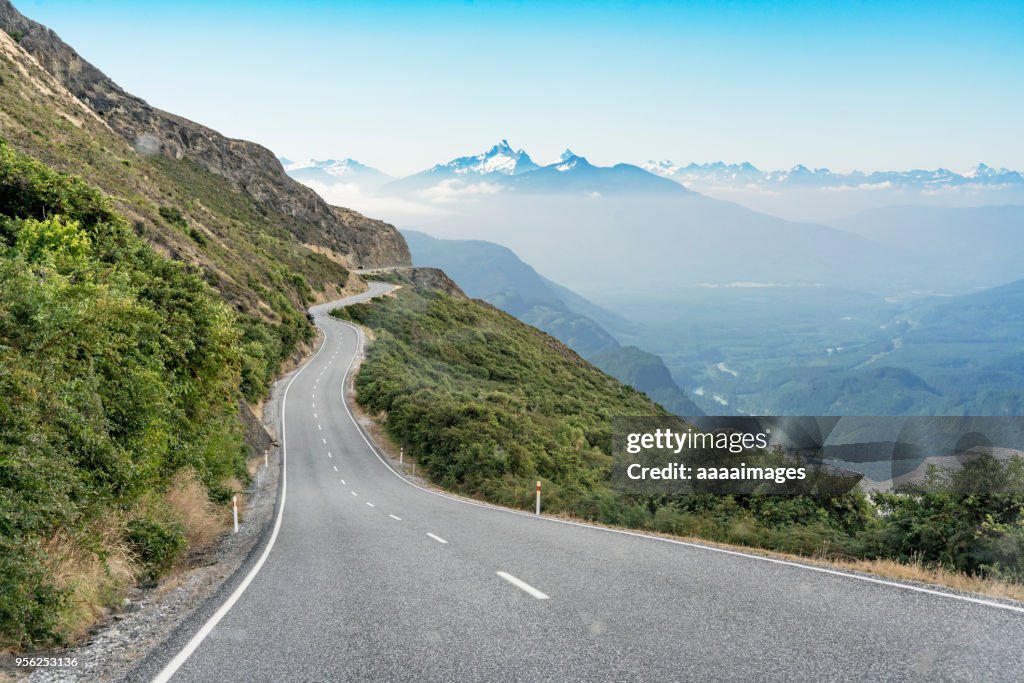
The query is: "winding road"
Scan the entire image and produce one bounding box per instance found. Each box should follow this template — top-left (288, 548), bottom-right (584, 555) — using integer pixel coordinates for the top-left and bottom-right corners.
top-left (132, 282), bottom-right (1024, 682)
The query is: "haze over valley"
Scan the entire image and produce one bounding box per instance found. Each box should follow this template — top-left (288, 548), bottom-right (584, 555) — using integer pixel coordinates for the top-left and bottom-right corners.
top-left (286, 142), bottom-right (1024, 417)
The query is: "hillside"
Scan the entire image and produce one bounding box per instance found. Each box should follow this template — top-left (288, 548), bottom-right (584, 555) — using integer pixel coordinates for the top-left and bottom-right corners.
top-left (590, 346), bottom-right (703, 417)
top-left (0, 1), bottom-right (409, 314)
top-left (404, 230), bottom-right (702, 415)
top-left (332, 284), bottom-right (669, 514)
top-left (0, 1), bottom-right (410, 647)
top-left (0, 142), bottom-right (251, 646)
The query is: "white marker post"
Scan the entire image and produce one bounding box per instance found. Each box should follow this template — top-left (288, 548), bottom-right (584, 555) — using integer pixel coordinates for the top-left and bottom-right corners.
top-left (400, 446), bottom-right (404, 465)
top-left (232, 495), bottom-right (239, 533)
top-left (536, 481), bottom-right (541, 516)
top-left (264, 449), bottom-right (268, 468)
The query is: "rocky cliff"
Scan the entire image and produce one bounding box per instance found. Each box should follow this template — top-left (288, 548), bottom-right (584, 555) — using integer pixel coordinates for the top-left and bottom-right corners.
top-left (0, 0), bottom-right (411, 270)
top-left (331, 207), bottom-right (411, 270)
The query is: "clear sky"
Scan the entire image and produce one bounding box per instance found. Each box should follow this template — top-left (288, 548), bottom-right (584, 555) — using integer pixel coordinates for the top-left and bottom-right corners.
top-left (17, 0), bottom-right (1024, 176)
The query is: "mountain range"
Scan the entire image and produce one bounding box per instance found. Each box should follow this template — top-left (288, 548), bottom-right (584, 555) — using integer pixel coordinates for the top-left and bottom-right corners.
top-left (281, 157), bottom-right (393, 191)
top-left (283, 141), bottom-right (1024, 196)
top-left (643, 160), bottom-right (1024, 190)
top-left (377, 141), bottom-right (685, 196)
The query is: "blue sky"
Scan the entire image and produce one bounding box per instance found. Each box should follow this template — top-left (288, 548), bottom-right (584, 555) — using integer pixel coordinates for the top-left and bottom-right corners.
top-left (18, 0), bottom-right (1024, 175)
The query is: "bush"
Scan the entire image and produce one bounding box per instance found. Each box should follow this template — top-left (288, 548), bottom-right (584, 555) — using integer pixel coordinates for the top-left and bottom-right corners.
top-left (125, 518), bottom-right (186, 582)
top-left (0, 142), bottom-right (250, 645)
top-left (158, 205), bottom-right (187, 229)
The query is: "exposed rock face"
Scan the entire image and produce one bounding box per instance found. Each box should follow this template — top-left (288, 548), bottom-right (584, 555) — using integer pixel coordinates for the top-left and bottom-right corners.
top-left (404, 267), bottom-right (466, 297)
top-left (0, 0), bottom-right (412, 267)
top-left (331, 207), bottom-right (411, 270)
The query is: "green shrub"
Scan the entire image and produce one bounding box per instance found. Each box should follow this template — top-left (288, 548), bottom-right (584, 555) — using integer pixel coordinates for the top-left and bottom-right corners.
top-left (158, 205), bottom-right (187, 229)
top-left (0, 142), bottom-right (252, 645)
top-left (125, 518), bottom-right (187, 581)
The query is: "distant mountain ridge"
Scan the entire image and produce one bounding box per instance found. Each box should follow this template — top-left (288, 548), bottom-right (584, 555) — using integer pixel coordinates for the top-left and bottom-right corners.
top-left (283, 140), bottom-right (1024, 197)
top-left (643, 159), bottom-right (1024, 190)
top-left (293, 140), bottom-right (689, 196)
top-left (282, 157), bottom-right (393, 190)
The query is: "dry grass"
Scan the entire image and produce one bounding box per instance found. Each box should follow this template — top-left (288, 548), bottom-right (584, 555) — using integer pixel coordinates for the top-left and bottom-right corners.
top-left (547, 515), bottom-right (1024, 603)
top-left (164, 469), bottom-right (225, 551)
top-left (35, 469), bottom-right (234, 645)
top-left (41, 517), bottom-right (139, 642)
top-left (818, 556), bottom-right (1024, 602)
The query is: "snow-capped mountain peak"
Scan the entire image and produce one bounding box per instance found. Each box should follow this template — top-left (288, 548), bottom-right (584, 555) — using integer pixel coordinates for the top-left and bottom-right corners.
top-left (640, 158), bottom-right (1024, 191)
top-left (437, 140), bottom-right (539, 176)
top-left (551, 149), bottom-right (596, 172)
top-left (282, 158), bottom-right (374, 177)
top-left (277, 156), bottom-right (392, 190)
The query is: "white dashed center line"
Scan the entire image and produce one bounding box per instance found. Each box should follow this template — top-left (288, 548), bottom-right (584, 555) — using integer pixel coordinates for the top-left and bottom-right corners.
top-left (366, 502), bottom-right (375, 508)
top-left (426, 533), bottom-right (448, 545)
top-left (496, 572), bottom-right (550, 600)
top-left (351, 491), bottom-right (358, 497)
top-left (388, 514), bottom-right (401, 521)
top-left (333, 465), bottom-right (338, 472)
top-left (340, 479), bottom-right (346, 485)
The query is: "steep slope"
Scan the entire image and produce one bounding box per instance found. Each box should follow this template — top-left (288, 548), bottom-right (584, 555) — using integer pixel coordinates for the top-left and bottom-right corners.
top-left (404, 230), bottom-right (617, 356)
top-left (0, 1), bottom-right (407, 647)
top-left (0, 0), bottom-right (410, 292)
top-left (0, 142), bottom-right (251, 646)
top-left (589, 346), bottom-right (703, 417)
top-left (2, 1), bottom-right (342, 250)
top-left (403, 230), bottom-right (702, 415)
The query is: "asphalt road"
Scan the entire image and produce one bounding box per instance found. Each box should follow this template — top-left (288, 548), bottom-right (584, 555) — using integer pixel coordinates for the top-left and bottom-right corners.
top-left (138, 282), bottom-right (1024, 682)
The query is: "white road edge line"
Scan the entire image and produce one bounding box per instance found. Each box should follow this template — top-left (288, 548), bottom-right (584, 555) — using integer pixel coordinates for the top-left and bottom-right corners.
top-left (333, 313), bottom-right (1024, 617)
top-left (426, 533), bottom-right (448, 544)
top-left (389, 514), bottom-right (401, 521)
top-left (496, 571), bottom-right (550, 600)
top-left (150, 311), bottom-right (331, 683)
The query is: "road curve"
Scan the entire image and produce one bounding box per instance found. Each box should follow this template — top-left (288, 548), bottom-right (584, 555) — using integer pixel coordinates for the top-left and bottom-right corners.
top-left (135, 282), bottom-right (1024, 682)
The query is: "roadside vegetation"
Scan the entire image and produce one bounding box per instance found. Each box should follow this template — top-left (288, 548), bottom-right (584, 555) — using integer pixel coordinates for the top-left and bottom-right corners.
top-left (0, 143), bottom-right (307, 647)
top-left (335, 285), bottom-right (1024, 591)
